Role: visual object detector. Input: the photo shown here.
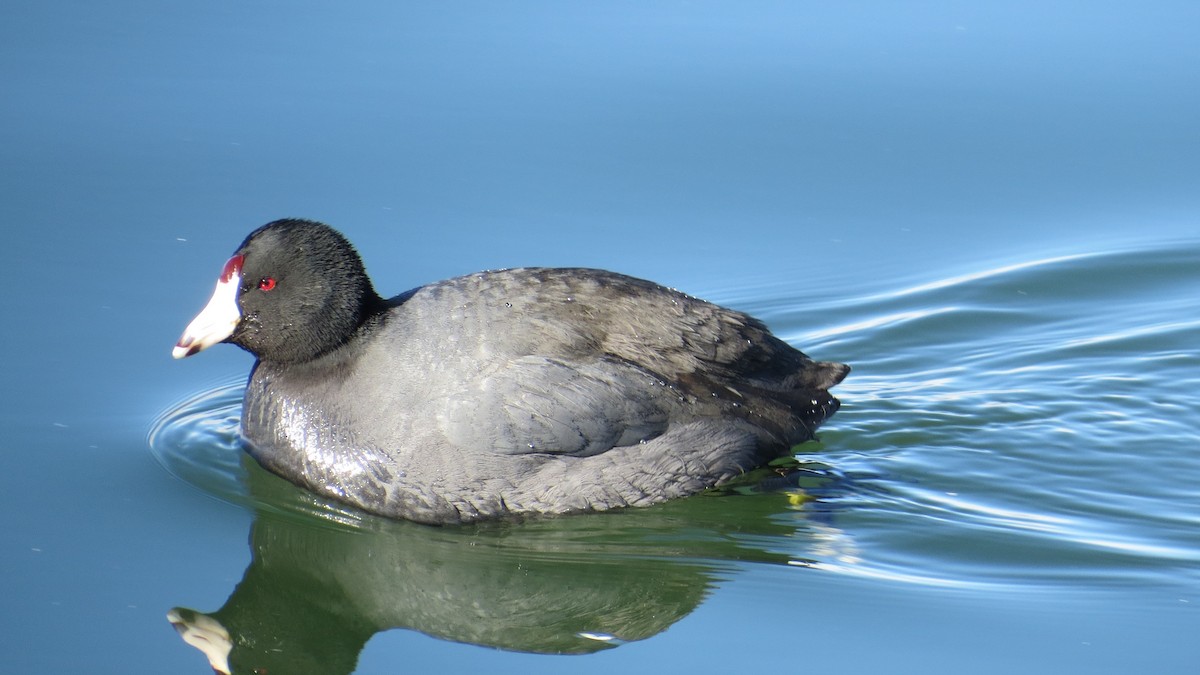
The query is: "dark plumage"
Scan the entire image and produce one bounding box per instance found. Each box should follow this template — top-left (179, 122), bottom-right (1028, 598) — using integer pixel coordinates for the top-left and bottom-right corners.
top-left (175, 219), bottom-right (848, 524)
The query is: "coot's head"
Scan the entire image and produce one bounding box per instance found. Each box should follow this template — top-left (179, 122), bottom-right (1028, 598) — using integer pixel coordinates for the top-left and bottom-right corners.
top-left (173, 219), bottom-right (383, 363)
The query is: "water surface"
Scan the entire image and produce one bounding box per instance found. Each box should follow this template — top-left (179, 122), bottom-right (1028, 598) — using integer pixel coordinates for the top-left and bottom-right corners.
top-left (2, 2), bottom-right (1198, 673)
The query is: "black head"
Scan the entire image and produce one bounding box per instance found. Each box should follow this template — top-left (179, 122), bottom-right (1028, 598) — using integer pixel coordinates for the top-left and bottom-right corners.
top-left (174, 219), bottom-right (385, 364)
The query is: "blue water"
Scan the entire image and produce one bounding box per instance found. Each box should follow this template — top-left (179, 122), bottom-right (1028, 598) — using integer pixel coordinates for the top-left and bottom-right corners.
top-left (3, 2), bottom-right (1198, 673)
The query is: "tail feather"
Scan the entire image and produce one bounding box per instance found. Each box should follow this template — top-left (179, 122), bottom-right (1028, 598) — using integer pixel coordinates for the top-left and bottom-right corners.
top-left (814, 361), bottom-right (851, 390)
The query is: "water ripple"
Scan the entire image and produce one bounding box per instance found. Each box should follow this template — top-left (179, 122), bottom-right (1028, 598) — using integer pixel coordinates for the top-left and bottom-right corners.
top-left (149, 238), bottom-right (1200, 594)
top-left (148, 377), bottom-right (247, 506)
top-left (148, 378), bottom-right (372, 531)
top-left (771, 237), bottom-right (1200, 592)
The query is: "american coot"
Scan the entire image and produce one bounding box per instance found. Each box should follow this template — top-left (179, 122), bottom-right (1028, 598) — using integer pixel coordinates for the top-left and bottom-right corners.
top-left (174, 219), bottom-right (848, 524)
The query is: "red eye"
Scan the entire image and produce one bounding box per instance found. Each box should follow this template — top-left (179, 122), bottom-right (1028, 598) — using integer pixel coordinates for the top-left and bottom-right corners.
top-left (258, 277), bottom-right (277, 291)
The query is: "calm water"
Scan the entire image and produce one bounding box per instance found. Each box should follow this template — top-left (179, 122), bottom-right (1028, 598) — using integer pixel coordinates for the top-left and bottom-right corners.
top-left (3, 2), bottom-right (1198, 673)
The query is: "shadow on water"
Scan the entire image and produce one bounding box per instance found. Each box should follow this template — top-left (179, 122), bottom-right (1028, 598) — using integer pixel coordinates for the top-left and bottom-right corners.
top-left (150, 389), bottom-right (854, 674)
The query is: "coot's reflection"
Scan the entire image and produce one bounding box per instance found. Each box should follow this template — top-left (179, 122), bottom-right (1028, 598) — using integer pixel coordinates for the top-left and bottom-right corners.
top-left (169, 455), bottom-right (840, 674)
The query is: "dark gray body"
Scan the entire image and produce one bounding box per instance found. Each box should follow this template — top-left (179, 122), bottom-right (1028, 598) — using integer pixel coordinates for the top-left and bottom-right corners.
top-left (241, 267), bottom-right (846, 524)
